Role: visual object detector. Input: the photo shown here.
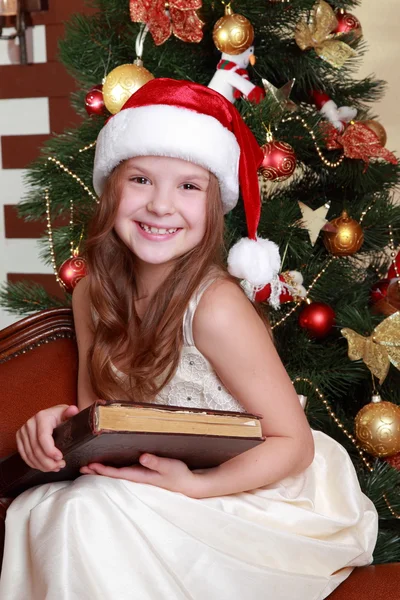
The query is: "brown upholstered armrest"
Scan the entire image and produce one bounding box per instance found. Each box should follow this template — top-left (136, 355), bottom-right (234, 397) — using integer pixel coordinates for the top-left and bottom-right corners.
top-left (0, 308), bottom-right (78, 457)
top-left (327, 563), bottom-right (400, 599)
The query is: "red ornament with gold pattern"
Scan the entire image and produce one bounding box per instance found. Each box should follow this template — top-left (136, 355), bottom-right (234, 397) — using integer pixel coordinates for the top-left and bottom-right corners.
top-left (259, 131), bottom-right (296, 182)
top-left (298, 300), bottom-right (335, 339)
top-left (58, 252), bottom-right (88, 294)
top-left (334, 9), bottom-right (362, 40)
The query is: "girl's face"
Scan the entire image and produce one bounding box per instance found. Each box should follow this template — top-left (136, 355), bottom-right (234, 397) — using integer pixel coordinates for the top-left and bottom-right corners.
top-left (114, 156), bottom-right (210, 268)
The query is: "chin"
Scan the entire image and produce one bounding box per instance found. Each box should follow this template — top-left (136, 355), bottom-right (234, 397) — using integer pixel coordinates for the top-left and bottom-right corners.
top-left (132, 247), bottom-right (181, 266)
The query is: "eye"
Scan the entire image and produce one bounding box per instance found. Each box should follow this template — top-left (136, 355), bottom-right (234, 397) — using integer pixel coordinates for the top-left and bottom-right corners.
top-left (130, 176), bottom-right (151, 185)
top-left (180, 183), bottom-right (201, 191)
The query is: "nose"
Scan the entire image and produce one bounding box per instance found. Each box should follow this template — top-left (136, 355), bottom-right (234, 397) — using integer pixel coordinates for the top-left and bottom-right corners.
top-left (249, 54), bottom-right (256, 66)
top-left (146, 186), bottom-right (176, 216)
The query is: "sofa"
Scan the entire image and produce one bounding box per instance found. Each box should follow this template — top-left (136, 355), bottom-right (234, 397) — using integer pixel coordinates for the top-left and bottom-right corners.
top-left (0, 307), bottom-right (399, 597)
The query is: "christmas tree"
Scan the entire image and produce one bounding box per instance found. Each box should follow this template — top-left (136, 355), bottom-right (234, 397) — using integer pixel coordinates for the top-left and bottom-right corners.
top-left (1, 0), bottom-right (399, 562)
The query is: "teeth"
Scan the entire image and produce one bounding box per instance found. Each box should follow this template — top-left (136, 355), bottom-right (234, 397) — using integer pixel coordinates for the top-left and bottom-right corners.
top-left (140, 223), bottom-right (178, 235)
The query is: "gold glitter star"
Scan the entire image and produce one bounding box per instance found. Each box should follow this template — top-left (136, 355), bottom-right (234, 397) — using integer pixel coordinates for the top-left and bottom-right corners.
top-left (261, 78), bottom-right (297, 113)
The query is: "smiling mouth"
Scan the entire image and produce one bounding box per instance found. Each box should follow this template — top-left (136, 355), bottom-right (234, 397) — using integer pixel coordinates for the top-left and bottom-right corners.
top-left (138, 222), bottom-right (180, 235)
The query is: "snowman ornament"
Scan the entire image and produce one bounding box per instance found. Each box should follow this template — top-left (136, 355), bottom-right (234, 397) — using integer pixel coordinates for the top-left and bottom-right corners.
top-left (208, 45), bottom-right (264, 104)
top-left (208, 6), bottom-right (264, 104)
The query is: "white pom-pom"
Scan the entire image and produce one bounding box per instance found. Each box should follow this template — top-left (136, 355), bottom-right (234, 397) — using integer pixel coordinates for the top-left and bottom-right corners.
top-left (332, 120), bottom-right (345, 132)
top-left (320, 99), bottom-right (339, 123)
top-left (296, 284), bottom-right (307, 298)
top-left (337, 105), bottom-right (357, 123)
top-left (227, 237), bottom-right (281, 286)
top-left (288, 270), bottom-right (303, 285)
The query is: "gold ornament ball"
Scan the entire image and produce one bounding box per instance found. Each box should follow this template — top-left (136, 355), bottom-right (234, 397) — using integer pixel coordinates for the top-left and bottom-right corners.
top-left (103, 61), bottom-right (154, 114)
top-left (323, 210), bottom-right (364, 256)
top-left (360, 120), bottom-right (387, 147)
top-left (355, 395), bottom-right (400, 458)
top-left (213, 5), bottom-right (254, 55)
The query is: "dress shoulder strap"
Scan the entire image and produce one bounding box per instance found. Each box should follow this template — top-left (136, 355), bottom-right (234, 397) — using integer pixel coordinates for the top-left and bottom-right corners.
top-left (182, 276), bottom-right (218, 346)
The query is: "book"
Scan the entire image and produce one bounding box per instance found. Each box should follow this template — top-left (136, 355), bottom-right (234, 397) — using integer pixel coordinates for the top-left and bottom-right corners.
top-left (0, 401), bottom-right (264, 497)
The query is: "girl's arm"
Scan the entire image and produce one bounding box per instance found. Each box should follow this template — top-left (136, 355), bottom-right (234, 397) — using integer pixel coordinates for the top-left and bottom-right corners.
top-left (190, 279), bottom-right (315, 498)
top-left (72, 277), bottom-right (98, 411)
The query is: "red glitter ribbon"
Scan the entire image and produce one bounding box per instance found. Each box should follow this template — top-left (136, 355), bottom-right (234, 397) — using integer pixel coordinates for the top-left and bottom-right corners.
top-left (130, 0), bottom-right (204, 46)
top-left (322, 121), bottom-right (398, 165)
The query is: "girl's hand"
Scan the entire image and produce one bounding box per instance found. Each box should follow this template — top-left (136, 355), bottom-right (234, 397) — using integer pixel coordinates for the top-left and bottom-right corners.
top-left (16, 404), bottom-right (79, 472)
top-left (80, 454), bottom-right (202, 498)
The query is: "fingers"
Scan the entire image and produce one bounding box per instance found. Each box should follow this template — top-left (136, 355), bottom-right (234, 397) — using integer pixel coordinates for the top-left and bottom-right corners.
top-left (80, 466), bottom-right (97, 475)
top-left (16, 407), bottom-right (72, 472)
top-left (16, 428), bottom-right (35, 470)
top-left (80, 463), bottom-right (158, 484)
top-left (139, 454), bottom-right (176, 473)
top-left (61, 405), bottom-right (79, 422)
top-left (35, 410), bottom-right (63, 462)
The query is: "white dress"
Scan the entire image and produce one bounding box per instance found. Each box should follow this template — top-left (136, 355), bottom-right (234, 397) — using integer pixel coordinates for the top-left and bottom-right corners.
top-left (0, 279), bottom-right (378, 600)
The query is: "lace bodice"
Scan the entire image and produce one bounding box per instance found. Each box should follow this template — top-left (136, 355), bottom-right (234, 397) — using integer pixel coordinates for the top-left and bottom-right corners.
top-left (153, 277), bottom-right (245, 412)
top-left (111, 276), bottom-right (245, 413)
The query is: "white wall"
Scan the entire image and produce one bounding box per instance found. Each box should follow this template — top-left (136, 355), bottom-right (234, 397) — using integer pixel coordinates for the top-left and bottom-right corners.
top-left (0, 25), bottom-right (52, 330)
top-left (357, 1), bottom-right (400, 154)
top-left (0, 4), bottom-right (399, 330)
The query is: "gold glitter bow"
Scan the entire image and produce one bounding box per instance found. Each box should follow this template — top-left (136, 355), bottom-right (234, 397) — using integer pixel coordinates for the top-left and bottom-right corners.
top-left (295, 0), bottom-right (356, 68)
top-left (341, 312), bottom-right (400, 384)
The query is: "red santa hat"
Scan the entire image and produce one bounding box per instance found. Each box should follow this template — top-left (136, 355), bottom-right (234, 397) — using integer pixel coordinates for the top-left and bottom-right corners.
top-left (93, 78), bottom-right (280, 297)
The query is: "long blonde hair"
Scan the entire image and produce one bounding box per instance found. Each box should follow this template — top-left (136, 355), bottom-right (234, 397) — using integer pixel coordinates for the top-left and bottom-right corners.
top-left (85, 162), bottom-right (233, 402)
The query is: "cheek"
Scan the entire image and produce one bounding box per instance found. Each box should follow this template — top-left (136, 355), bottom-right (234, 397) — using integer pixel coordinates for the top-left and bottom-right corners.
top-left (185, 198), bottom-right (207, 233)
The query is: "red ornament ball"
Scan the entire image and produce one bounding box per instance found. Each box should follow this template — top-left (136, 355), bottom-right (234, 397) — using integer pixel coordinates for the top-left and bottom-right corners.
top-left (298, 302), bottom-right (335, 339)
top-left (85, 84), bottom-right (106, 116)
top-left (58, 256), bottom-right (88, 293)
top-left (334, 10), bottom-right (362, 40)
top-left (370, 279), bottom-right (390, 304)
top-left (259, 140), bottom-right (296, 182)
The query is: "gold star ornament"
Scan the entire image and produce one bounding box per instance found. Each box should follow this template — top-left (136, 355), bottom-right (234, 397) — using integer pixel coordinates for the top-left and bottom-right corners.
top-left (261, 78), bottom-right (297, 114)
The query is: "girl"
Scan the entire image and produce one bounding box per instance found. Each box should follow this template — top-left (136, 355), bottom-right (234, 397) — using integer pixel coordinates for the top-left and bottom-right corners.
top-left (0, 79), bottom-right (377, 600)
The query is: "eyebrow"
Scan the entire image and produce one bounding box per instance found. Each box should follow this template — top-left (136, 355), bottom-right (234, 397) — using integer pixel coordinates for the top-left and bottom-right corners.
top-left (181, 173), bottom-right (210, 183)
top-left (125, 163), bottom-right (210, 183)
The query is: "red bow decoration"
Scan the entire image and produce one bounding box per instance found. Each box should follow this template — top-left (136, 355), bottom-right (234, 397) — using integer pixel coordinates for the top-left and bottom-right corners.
top-left (322, 121), bottom-right (398, 166)
top-left (130, 0), bottom-right (204, 46)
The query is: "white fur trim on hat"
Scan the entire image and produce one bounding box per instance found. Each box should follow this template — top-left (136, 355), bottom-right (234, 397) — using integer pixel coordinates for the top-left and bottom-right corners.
top-left (227, 237), bottom-right (281, 286)
top-left (93, 104), bottom-right (240, 213)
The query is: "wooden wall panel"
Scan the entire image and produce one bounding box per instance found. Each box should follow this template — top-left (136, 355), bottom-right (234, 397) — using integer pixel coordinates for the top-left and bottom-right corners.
top-left (49, 97), bottom-right (82, 132)
top-left (45, 23), bottom-right (66, 62)
top-left (31, 0), bottom-right (96, 26)
top-left (4, 205), bottom-right (68, 239)
top-left (2, 0), bottom-right (92, 320)
top-left (1, 134), bottom-right (50, 169)
top-left (0, 62), bottom-right (75, 99)
top-left (7, 273), bottom-right (65, 299)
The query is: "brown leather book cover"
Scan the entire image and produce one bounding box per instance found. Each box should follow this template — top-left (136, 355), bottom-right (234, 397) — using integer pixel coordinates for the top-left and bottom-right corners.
top-left (0, 402), bottom-right (264, 497)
